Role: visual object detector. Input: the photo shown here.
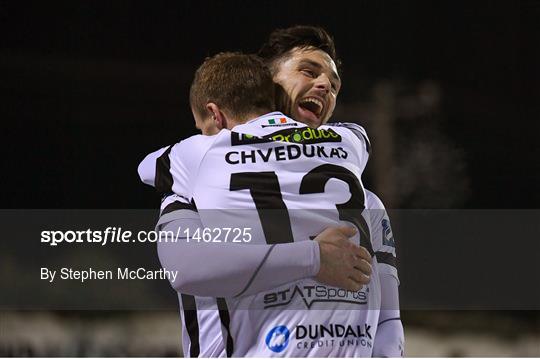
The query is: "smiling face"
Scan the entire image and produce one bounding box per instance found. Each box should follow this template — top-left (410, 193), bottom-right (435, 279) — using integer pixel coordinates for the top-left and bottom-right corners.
top-left (272, 47), bottom-right (341, 128)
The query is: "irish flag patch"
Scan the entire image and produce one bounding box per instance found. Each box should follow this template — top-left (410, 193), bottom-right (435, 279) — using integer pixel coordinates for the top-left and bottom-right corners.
top-left (268, 118), bottom-right (287, 124)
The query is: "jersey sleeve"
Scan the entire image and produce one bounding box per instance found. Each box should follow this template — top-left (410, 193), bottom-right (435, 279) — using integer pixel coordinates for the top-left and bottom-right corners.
top-left (327, 122), bottom-right (371, 157)
top-left (156, 195), bottom-right (321, 298)
top-left (365, 189), bottom-right (399, 283)
top-left (373, 275), bottom-right (405, 357)
top-left (137, 145), bottom-right (170, 189)
top-left (137, 135), bottom-right (214, 197)
top-left (366, 190), bottom-right (404, 357)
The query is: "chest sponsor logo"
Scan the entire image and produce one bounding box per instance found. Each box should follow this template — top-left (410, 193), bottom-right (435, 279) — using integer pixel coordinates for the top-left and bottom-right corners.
top-left (265, 325), bottom-right (290, 353)
top-left (295, 324), bottom-right (373, 350)
top-left (265, 324), bottom-right (373, 351)
top-left (231, 127), bottom-right (342, 146)
top-left (263, 284), bottom-right (368, 309)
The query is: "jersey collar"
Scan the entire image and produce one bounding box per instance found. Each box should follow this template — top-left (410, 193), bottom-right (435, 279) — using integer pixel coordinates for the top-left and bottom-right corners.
top-left (244, 112), bottom-right (294, 125)
top-left (230, 112), bottom-right (301, 132)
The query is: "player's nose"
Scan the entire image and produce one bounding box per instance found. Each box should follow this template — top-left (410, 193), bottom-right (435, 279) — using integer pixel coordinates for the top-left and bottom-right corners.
top-left (314, 74), bottom-right (331, 93)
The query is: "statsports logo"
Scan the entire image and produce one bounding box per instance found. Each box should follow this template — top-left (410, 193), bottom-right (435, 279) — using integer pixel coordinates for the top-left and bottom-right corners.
top-left (265, 325), bottom-right (290, 353)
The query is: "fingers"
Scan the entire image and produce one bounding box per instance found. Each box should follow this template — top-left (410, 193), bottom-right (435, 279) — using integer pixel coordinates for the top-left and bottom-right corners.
top-left (347, 266), bottom-right (371, 290)
top-left (351, 245), bottom-right (371, 262)
top-left (353, 257), bottom-right (372, 277)
top-left (324, 266), bottom-right (370, 292)
top-left (348, 254), bottom-right (371, 282)
top-left (315, 225), bottom-right (374, 293)
top-left (345, 278), bottom-right (364, 292)
top-left (313, 227), bottom-right (340, 243)
top-left (316, 225), bottom-right (356, 241)
top-left (335, 225), bottom-right (357, 238)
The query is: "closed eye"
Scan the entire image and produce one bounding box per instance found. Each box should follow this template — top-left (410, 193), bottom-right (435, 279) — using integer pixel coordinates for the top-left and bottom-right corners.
top-left (301, 69), bottom-right (316, 78)
top-left (330, 78), bottom-right (341, 93)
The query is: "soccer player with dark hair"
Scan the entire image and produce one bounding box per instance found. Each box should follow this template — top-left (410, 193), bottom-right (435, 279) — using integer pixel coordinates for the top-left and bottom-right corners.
top-left (258, 25), bottom-right (403, 357)
top-left (140, 26), bottom-right (403, 357)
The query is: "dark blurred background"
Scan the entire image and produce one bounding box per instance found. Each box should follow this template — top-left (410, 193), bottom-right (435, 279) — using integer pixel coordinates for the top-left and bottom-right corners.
top-left (1, 0), bottom-right (538, 209)
top-left (1, 0), bottom-right (539, 356)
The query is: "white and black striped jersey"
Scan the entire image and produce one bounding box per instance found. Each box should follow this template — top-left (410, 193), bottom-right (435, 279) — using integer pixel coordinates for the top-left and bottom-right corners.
top-left (139, 112), bottom-right (387, 356)
top-left (139, 112), bottom-right (372, 249)
top-left (364, 191), bottom-right (399, 283)
top-left (155, 190), bottom-right (401, 357)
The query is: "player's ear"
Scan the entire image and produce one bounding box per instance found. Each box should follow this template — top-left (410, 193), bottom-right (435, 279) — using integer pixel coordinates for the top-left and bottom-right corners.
top-left (206, 103), bottom-right (227, 130)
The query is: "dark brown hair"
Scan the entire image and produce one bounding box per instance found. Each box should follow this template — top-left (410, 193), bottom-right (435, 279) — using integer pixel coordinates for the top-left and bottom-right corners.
top-left (258, 25), bottom-right (341, 74)
top-left (189, 52), bottom-right (275, 121)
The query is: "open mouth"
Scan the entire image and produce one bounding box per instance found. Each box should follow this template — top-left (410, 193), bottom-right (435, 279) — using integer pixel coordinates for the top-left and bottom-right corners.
top-left (298, 97), bottom-right (324, 119)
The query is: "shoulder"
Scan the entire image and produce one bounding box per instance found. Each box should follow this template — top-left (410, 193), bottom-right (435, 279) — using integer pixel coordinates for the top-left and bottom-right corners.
top-left (169, 132), bottom-right (226, 162)
top-left (326, 122), bottom-right (371, 154)
top-left (365, 189), bottom-right (388, 231)
top-left (365, 189), bottom-right (385, 210)
top-left (366, 190), bottom-right (398, 278)
top-left (171, 133), bottom-right (219, 152)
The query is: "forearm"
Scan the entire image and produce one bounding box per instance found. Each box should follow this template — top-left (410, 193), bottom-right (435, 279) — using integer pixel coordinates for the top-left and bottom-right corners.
top-left (157, 215), bottom-right (320, 297)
